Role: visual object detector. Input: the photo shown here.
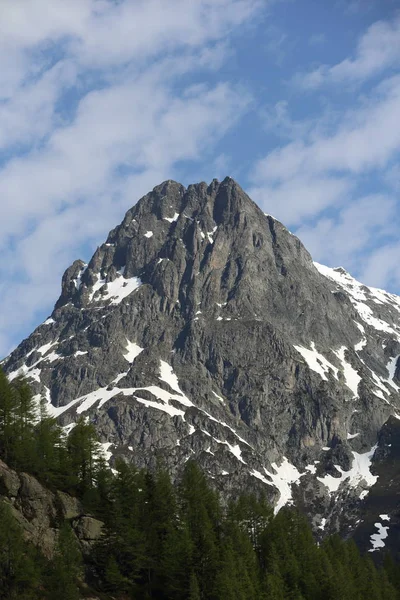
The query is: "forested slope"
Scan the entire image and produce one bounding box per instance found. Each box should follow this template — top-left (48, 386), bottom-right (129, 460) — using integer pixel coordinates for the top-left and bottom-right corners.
top-left (0, 368), bottom-right (399, 599)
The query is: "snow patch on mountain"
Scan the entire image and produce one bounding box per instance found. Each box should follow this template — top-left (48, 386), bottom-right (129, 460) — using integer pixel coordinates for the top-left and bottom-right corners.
top-left (43, 318), bottom-right (55, 326)
top-left (385, 355), bottom-right (400, 390)
top-left (124, 340), bottom-right (143, 363)
top-left (37, 341), bottom-right (58, 355)
top-left (104, 272), bottom-right (142, 305)
top-left (164, 212), bottom-right (179, 223)
top-left (207, 226), bottom-right (217, 244)
top-left (88, 269), bottom-right (142, 304)
top-left (317, 445), bottom-right (378, 495)
top-left (314, 263), bottom-right (400, 336)
top-left (369, 522), bottom-right (390, 552)
top-left (334, 346), bottom-right (361, 398)
top-left (73, 265), bottom-right (87, 290)
top-left (134, 395), bottom-right (185, 418)
top-left (264, 458), bottom-right (303, 514)
top-left (294, 342), bottom-right (338, 381)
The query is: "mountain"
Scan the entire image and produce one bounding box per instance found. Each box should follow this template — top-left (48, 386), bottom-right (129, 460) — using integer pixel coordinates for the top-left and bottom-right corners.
top-left (4, 177), bottom-right (400, 557)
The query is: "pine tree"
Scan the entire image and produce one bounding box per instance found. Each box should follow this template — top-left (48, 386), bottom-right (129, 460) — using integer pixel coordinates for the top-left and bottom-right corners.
top-left (66, 417), bottom-right (101, 495)
top-left (263, 572), bottom-right (287, 600)
top-left (103, 555), bottom-right (130, 594)
top-left (383, 553), bottom-right (400, 595)
top-left (46, 522), bottom-right (83, 600)
top-left (92, 459), bottom-right (146, 594)
top-left (0, 368), bottom-right (17, 465)
top-left (10, 377), bottom-right (38, 473)
top-left (11, 377), bottom-right (37, 428)
top-left (179, 461), bottom-right (221, 598)
top-left (378, 567), bottom-right (398, 600)
top-left (140, 465), bottom-right (180, 596)
top-left (228, 493), bottom-right (272, 554)
top-left (213, 538), bottom-right (244, 600)
top-left (189, 571), bottom-right (201, 600)
top-left (359, 554), bottom-right (386, 600)
top-left (0, 501), bottom-right (39, 599)
top-left (159, 522), bottom-right (194, 600)
top-left (84, 454), bottom-right (114, 519)
top-left (322, 536), bottom-right (360, 600)
top-left (34, 399), bottom-right (67, 488)
top-left (222, 509), bottom-right (260, 600)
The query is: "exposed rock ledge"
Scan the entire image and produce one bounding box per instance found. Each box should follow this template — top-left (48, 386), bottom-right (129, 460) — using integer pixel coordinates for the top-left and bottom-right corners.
top-left (0, 459), bottom-right (103, 558)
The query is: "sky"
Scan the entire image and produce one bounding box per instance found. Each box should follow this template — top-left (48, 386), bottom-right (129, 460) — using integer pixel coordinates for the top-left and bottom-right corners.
top-left (0, 0), bottom-right (399, 357)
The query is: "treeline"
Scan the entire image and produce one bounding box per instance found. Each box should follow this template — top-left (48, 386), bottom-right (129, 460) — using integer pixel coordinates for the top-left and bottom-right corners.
top-left (88, 461), bottom-right (400, 600)
top-left (0, 368), bottom-right (104, 498)
top-left (0, 368), bottom-right (400, 599)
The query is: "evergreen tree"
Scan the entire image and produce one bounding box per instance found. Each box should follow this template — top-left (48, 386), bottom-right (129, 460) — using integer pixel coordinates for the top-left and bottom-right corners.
top-left (383, 553), bottom-right (400, 596)
top-left (84, 454), bottom-right (114, 519)
top-left (159, 521), bottom-right (194, 600)
top-left (0, 501), bottom-right (39, 599)
top-left (140, 465), bottom-right (180, 595)
top-left (10, 377), bottom-right (37, 473)
top-left (228, 493), bottom-right (272, 553)
top-left (103, 554), bottom-right (130, 595)
top-left (213, 538), bottom-right (246, 600)
top-left (66, 417), bottom-right (101, 495)
top-left (263, 572), bottom-right (287, 600)
top-left (92, 459), bottom-right (146, 596)
top-left (179, 461), bottom-right (221, 599)
top-left (189, 571), bottom-right (201, 600)
top-left (34, 399), bottom-right (67, 488)
top-left (0, 368), bottom-right (17, 465)
top-left (221, 510), bottom-right (260, 600)
top-left (46, 522), bottom-right (83, 600)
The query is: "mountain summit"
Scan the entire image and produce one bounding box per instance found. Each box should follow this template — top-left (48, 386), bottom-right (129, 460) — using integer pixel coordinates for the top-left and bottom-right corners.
top-left (4, 178), bottom-right (400, 554)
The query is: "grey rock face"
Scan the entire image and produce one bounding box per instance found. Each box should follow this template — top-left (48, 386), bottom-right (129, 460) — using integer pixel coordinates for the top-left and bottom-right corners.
top-left (0, 460), bottom-right (100, 558)
top-left (4, 177), bottom-right (400, 551)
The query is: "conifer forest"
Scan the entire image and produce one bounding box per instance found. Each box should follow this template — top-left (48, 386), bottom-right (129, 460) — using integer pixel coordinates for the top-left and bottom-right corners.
top-left (0, 368), bottom-right (399, 599)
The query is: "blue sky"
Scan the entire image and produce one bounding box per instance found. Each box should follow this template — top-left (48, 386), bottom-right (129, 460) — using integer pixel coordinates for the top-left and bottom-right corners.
top-left (0, 0), bottom-right (399, 357)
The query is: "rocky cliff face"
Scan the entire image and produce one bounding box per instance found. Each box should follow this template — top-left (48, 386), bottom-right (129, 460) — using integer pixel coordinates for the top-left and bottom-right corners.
top-left (0, 460), bottom-right (103, 558)
top-left (4, 177), bottom-right (400, 555)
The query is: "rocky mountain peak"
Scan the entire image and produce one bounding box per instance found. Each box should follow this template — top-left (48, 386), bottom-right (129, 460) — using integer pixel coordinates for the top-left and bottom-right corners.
top-left (4, 178), bottom-right (400, 555)
top-left (54, 177), bottom-right (320, 334)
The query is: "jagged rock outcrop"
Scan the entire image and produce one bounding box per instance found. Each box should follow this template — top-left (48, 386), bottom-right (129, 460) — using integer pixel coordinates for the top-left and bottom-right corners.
top-left (0, 460), bottom-right (103, 558)
top-left (4, 177), bottom-right (400, 555)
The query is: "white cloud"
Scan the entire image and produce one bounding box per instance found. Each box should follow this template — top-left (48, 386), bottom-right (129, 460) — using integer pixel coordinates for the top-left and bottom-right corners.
top-left (0, 75), bottom-right (249, 242)
top-left (0, 0), bottom-right (260, 357)
top-left (297, 13), bottom-right (400, 89)
top-left (308, 33), bottom-right (326, 46)
top-left (358, 243), bottom-right (400, 289)
top-left (0, 60), bottom-right (76, 151)
top-left (250, 74), bottom-right (400, 226)
top-left (250, 60), bottom-right (400, 291)
top-left (296, 194), bottom-right (396, 268)
top-left (259, 76), bottom-right (400, 180)
top-left (68, 0), bottom-right (262, 68)
top-left (335, 0), bottom-right (384, 16)
top-left (0, 0), bottom-right (260, 94)
top-left (250, 174), bottom-right (352, 226)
